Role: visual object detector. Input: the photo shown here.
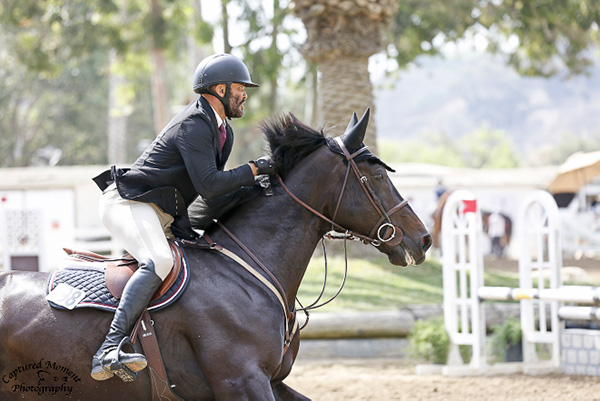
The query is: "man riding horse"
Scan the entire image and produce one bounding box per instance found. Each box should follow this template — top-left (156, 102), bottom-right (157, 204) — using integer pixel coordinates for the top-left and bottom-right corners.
top-left (91, 53), bottom-right (275, 382)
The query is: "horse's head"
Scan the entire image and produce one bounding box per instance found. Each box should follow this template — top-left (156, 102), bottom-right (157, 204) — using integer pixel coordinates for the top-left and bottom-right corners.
top-left (263, 110), bottom-right (431, 267)
top-left (320, 109), bottom-right (432, 266)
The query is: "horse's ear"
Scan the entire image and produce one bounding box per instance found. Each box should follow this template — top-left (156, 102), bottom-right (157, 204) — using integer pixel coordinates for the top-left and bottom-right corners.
top-left (340, 108), bottom-right (370, 149)
top-left (345, 112), bottom-right (358, 133)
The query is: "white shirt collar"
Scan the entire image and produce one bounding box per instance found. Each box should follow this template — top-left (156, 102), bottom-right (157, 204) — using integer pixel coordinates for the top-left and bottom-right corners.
top-left (209, 104), bottom-right (225, 128)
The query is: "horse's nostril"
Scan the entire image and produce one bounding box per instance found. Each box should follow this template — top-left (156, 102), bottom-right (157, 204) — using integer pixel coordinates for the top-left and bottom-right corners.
top-left (421, 234), bottom-right (432, 251)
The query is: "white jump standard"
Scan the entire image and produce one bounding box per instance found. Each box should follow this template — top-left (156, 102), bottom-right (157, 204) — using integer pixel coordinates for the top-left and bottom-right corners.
top-left (440, 190), bottom-right (583, 376)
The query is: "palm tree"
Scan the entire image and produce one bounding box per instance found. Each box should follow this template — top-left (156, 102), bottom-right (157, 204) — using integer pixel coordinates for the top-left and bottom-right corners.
top-left (293, 0), bottom-right (397, 154)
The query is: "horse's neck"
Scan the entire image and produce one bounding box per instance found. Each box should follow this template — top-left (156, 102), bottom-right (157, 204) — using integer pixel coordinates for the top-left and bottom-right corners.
top-left (220, 169), bottom-right (335, 304)
top-left (221, 193), bottom-right (325, 304)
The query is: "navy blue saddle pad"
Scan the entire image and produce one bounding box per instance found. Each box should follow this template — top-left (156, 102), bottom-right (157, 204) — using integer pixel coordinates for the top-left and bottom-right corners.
top-left (46, 251), bottom-right (190, 312)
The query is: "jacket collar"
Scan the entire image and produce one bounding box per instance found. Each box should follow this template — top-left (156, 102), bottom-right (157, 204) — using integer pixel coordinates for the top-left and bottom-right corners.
top-left (199, 96), bottom-right (225, 129)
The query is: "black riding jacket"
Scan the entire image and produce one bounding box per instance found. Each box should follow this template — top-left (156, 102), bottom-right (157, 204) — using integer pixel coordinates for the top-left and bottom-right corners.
top-left (93, 96), bottom-right (255, 238)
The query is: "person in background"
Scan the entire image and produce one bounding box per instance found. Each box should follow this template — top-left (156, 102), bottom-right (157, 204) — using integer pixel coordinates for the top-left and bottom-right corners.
top-left (435, 178), bottom-right (447, 200)
top-left (488, 210), bottom-right (506, 258)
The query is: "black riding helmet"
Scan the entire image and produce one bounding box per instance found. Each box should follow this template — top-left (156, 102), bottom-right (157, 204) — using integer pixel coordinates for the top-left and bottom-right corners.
top-left (192, 54), bottom-right (259, 118)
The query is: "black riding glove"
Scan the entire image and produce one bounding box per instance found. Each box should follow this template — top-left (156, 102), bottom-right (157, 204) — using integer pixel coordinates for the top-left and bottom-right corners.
top-left (252, 156), bottom-right (276, 176)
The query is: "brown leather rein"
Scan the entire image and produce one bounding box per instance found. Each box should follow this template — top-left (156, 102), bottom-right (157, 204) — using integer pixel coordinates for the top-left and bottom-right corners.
top-left (278, 137), bottom-right (409, 247)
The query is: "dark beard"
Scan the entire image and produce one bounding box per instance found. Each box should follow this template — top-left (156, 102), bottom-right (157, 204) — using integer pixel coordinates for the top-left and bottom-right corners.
top-left (229, 97), bottom-right (245, 118)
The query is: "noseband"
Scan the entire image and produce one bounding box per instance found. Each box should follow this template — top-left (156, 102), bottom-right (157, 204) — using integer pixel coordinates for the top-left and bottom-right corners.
top-left (277, 137), bottom-right (409, 247)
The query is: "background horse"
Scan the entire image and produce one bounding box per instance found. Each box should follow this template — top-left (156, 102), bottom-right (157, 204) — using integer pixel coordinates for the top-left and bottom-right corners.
top-left (431, 190), bottom-right (512, 256)
top-left (0, 110), bottom-right (431, 400)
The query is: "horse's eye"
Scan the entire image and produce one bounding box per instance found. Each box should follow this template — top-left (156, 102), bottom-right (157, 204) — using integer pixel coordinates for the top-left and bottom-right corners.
top-left (373, 173), bottom-right (384, 181)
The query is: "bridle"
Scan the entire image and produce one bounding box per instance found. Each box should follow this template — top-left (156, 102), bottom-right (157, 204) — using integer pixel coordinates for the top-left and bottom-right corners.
top-left (277, 137), bottom-right (409, 247)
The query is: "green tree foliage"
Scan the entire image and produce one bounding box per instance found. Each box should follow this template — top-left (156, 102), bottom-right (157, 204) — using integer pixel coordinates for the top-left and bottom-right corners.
top-left (382, 0), bottom-right (598, 167)
top-left (0, 0), bottom-right (212, 166)
top-left (379, 126), bottom-right (519, 168)
top-left (0, 29), bottom-right (109, 167)
top-left (392, 0), bottom-right (477, 65)
top-left (390, 0), bottom-right (600, 76)
top-left (223, 0), bottom-right (307, 165)
top-left (1, 0), bottom-right (598, 167)
top-left (459, 125), bottom-right (520, 168)
top-left (0, 0), bottom-right (120, 166)
top-left (378, 133), bottom-right (464, 167)
top-left (233, 0), bottom-right (305, 118)
top-left (1, 0), bottom-right (120, 76)
top-left (478, 0), bottom-right (600, 76)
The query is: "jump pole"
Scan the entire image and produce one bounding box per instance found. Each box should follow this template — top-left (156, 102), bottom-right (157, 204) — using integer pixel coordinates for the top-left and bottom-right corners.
top-left (477, 286), bottom-right (600, 304)
top-left (558, 306), bottom-right (600, 321)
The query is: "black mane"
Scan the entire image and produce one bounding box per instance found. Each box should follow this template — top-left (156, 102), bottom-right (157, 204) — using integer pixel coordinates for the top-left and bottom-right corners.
top-left (264, 113), bottom-right (395, 174)
top-left (189, 113), bottom-right (327, 230)
top-left (261, 113), bottom-right (327, 179)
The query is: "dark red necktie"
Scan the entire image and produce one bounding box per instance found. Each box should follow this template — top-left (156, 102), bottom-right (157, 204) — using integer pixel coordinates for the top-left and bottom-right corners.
top-left (219, 123), bottom-right (227, 151)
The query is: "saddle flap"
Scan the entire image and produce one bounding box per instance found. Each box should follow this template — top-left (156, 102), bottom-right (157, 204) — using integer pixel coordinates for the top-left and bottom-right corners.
top-left (105, 262), bottom-right (138, 299)
top-left (105, 241), bottom-right (183, 301)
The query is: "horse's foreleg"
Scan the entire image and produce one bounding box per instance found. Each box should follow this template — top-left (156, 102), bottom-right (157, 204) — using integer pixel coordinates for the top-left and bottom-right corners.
top-left (210, 370), bottom-right (276, 401)
top-left (273, 382), bottom-right (311, 401)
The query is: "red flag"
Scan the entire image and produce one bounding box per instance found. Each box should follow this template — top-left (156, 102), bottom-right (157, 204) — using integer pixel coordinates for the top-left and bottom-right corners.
top-left (462, 199), bottom-right (477, 213)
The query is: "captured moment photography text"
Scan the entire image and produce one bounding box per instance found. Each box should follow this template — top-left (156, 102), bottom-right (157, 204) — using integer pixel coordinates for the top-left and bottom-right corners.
top-left (2, 358), bottom-right (81, 397)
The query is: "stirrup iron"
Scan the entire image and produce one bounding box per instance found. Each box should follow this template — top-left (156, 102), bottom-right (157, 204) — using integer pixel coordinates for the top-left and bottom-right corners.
top-left (110, 337), bottom-right (139, 382)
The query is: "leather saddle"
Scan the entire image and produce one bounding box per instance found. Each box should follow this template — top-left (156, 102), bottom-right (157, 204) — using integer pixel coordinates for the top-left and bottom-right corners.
top-left (62, 240), bottom-right (183, 302)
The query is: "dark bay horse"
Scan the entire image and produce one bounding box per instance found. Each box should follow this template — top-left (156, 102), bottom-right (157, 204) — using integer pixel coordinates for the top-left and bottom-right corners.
top-left (0, 110), bottom-right (431, 400)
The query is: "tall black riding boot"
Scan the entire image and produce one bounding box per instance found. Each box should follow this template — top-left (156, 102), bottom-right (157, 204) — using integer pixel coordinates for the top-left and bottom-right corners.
top-left (91, 259), bottom-right (163, 382)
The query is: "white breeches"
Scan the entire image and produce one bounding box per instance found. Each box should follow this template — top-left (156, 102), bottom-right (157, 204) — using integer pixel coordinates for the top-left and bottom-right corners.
top-left (99, 184), bottom-right (174, 281)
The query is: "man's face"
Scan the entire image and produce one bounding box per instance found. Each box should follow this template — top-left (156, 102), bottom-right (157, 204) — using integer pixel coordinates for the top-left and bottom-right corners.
top-left (228, 83), bottom-right (247, 118)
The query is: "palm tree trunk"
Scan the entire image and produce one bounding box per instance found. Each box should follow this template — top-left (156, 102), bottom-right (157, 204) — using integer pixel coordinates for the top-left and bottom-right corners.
top-left (305, 64), bottom-right (318, 127)
top-left (293, 1), bottom-right (398, 155)
top-left (319, 56), bottom-right (378, 153)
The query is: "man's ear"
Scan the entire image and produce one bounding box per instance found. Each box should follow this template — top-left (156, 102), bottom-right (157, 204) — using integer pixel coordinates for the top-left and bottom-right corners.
top-left (215, 83), bottom-right (226, 97)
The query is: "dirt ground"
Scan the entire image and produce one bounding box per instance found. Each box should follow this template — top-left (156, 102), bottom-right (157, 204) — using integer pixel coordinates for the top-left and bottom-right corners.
top-left (284, 257), bottom-right (600, 400)
top-left (285, 359), bottom-right (600, 400)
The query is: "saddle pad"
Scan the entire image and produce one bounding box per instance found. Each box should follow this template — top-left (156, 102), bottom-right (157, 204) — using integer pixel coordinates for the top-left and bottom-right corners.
top-left (46, 251), bottom-right (190, 313)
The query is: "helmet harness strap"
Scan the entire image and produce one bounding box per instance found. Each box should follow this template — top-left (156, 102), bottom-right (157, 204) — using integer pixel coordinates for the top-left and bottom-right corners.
top-left (202, 83), bottom-right (233, 119)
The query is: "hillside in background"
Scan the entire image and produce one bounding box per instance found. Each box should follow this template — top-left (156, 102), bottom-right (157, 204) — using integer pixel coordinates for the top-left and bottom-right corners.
top-left (374, 52), bottom-right (600, 164)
